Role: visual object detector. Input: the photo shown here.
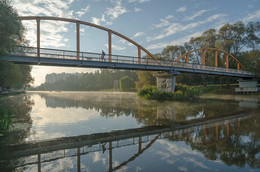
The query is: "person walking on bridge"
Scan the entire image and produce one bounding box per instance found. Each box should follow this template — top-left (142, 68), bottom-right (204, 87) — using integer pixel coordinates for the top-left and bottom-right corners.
top-left (101, 50), bottom-right (106, 62)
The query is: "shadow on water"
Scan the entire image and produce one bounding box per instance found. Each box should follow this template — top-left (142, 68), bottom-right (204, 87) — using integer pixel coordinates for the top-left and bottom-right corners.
top-left (0, 92), bottom-right (259, 171)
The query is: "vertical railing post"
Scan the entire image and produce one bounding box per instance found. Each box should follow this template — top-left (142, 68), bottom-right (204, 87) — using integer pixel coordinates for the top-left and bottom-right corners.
top-left (76, 22), bottom-right (80, 60)
top-left (36, 18), bottom-right (40, 57)
top-left (226, 121), bottom-right (230, 137)
top-left (108, 31), bottom-right (112, 62)
top-left (109, 142), bottom-right (112, 171)
top-left (38, 154), bottom-right (41, 172)
top-left (138, 46), bottom-right (141, 64)
top-left (215, 124), bottom-right (218, 142)
top-left (77, 147), bottom-right (81, 172)
top-left (214, 50), bottom-right (218, 68)
top-left (203, 125), bottom-right (206, 145)
top-left (237, 63), bottom-right (240, 72)
top-left (138, 136), bottom-right (142, 153)
top-left (226, 54), bottom-right (229, 70)
top-left (202, 49), bottom-right (205, 69)
top-left (186, 128), bottom-right (189, 141)
top-left (185, 54), bottom-right (189, 68)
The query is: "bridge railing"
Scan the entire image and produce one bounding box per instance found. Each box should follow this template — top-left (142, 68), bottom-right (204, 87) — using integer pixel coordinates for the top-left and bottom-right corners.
top-left (13, 46), bottom-right (253, 75)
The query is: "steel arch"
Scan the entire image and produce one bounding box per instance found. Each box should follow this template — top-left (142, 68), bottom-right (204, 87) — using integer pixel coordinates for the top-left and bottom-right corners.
top-left (19, 16), bottom-right (158, 64)
top-left (172, 48), bottom-right (246, 70)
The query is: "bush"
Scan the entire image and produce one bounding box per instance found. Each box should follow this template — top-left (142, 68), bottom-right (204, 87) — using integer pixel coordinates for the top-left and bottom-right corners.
top-left (138, 84), bottom-right (202, 101)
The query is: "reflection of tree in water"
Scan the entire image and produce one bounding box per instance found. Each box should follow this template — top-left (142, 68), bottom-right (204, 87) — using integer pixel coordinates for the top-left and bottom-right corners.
top-left (42, 93), bottom-right (253, 125)
top-left (43, 93), bottom-right (139, 117)
top-left (0, 95), bottom-right (34, 171)
top-left (171, 114), bottom-right (260, 169)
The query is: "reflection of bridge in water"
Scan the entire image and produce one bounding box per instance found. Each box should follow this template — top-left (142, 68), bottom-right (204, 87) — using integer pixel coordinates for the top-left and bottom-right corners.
top-left (0, 113), bottom-right (252, 171)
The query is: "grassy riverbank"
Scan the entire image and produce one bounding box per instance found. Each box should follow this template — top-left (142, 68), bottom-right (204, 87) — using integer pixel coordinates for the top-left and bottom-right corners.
top-left (138, 84), bottom-right (260, 101)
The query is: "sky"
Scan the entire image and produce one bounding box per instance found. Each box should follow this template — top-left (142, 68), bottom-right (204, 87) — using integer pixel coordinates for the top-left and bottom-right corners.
top-left (11, 0), bottom-right (260, 86)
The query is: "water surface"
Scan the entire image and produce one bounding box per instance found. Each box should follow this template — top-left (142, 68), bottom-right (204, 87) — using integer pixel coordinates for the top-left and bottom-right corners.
top-left (0, 91), bottom-right (259, 171)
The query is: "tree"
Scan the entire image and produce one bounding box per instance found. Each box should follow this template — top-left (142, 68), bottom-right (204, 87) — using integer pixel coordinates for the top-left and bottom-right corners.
top-left (0, 0), bottom-right (33, 90)
top-left (0, 0), bottom-right (25, 56)
top-left (135, 71), bottom-right (156, 89)
top-left (120, 76), bottom-right (136, 91)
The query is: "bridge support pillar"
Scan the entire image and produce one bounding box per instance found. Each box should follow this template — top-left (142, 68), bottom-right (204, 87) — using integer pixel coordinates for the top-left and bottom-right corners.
top-left (235, 79), bottom-right (259, 93)
top-left (154, 71), bottom-right (180, 93)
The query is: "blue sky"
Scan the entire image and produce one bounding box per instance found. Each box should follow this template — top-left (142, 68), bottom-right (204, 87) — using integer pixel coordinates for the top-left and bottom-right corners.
top-left (11, 0), bottom-right (260, 86)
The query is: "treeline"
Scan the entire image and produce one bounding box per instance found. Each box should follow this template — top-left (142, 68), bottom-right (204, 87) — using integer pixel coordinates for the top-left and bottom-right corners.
top-left (0, 0), bottom-right (33, 91)
top-left (31, 70), bottom-right (138, 91)
top-left (138, 21), bottom-right (260, 88)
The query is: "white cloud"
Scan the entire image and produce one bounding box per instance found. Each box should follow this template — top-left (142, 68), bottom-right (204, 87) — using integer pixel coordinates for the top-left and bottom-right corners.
top-left (92, 15), bottom-right (106, 25)
top-left (185, 10), bottom-right (208, 21)
top-left (147, 13), bottom-right (227, 42)
top-left (128, 0), bottom-right (150, 3)
top-left (119, 38), bottom-right (127, 43)
top-left (105, 44), bottom-right (126, 50)
top-left (134, 7), bottom-right (142, 12)
top-left (165, 15), bottom-right (174, 20)
top-left (133, 32), bottom-right (144, 38)
top-left (151, 15), bottom-right (174, 29)
top-left (242, 9), bottom-right (260, 22)
top-left (105, 0), bottom-right (127, 20)
top-left (147, 31), bottom-right (203, 50)
top-left (76, 5), bottom-right (90, 17)
top-left (12, 0), bottom-right (75, 48)
top-left (177, 6), bottom-right (187, 12)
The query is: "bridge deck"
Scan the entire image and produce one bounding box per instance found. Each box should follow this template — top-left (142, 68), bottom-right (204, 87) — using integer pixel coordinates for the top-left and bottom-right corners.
top-left (1, 46), bottom-right (255, 78)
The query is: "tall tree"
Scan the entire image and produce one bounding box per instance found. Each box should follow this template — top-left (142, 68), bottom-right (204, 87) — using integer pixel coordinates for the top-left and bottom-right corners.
top-left (0, 0), bottom-right (25, 55)
top-left (0, 0), bottom-right (33, 89)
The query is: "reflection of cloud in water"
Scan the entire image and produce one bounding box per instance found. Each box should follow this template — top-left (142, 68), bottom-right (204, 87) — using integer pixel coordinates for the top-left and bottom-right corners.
top-left (26, 130), bottom-right (65, 141)
top-left (178, 166), bottom-right (188, 172)
top-left (22, 157), bottom-right (76, 172)
top-left (152, 140), bottom-right (212, 170)
top-left (184, 157), bottom-right (209, 169)
top-left (30, 94), bottom-right (99, 126)
top-left (113, 160), bottom-right (128, 172)
top-left (156, 140), bottom-right (202, 157)
top-left (92, 152), bottom-right (106, 165)
top-left (186, 111), bottom-right (205, 121)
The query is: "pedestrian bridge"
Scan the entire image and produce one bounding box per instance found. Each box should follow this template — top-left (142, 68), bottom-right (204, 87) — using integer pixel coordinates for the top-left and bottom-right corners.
top-left (1, 16), bottom-right (255, 79)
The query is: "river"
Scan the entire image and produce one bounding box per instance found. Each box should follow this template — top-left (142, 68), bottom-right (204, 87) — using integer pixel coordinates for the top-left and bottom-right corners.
top-left (0, 91), bottom-right (259, 171)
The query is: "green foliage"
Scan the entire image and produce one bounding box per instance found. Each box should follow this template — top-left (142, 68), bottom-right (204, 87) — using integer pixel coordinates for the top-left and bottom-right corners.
top-left (0, 1), bottom-right (33, 90)
top-left (0, 108), bottom-right (12, 136)
top-left (0, 0), bottom-right (25, 56)
top-left (119, 76), bottom-right (136, 91)
top-left (138, 84), bottom-right (202, 101)
top-left (135, 71), bottom-right (156, 89)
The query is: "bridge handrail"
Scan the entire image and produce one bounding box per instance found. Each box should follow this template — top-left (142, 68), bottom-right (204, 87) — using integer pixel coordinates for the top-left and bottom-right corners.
top-left (12, 46), bottom-right (254, 76)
